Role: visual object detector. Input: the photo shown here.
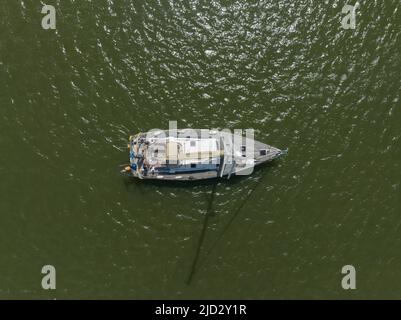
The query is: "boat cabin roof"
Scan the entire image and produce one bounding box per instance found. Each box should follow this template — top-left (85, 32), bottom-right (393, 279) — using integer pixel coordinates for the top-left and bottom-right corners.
top-left (143, 137), bottom-right (221, 166)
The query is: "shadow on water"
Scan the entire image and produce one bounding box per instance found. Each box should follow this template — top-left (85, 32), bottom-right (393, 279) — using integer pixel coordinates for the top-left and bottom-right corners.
top-left (186, 165), bottom-right (273, 285)
top-left (186, 182), bottom-right (218, 285)
top-left (121, 161), bottom-right (277, 285)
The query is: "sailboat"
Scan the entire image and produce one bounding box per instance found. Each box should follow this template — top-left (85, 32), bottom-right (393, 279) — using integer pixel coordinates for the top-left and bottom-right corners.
top-left (121, 129), bottom-right (287, 181)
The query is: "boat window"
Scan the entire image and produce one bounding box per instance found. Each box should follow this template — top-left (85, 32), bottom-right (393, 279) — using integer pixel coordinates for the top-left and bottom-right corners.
top-left (191, 163), bottom-right (196, 168)
top-left (260, 149), bottom-right (267, 156)
top-left (190, 141), bottom-right (196, 147)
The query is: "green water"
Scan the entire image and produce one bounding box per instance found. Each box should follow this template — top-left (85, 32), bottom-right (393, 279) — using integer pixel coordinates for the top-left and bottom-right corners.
top-left (0, 0), bottom-right (400, 299)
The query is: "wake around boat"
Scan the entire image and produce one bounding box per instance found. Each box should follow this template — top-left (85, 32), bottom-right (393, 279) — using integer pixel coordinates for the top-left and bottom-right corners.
top-left (121, 129), bottom-right (287, 181)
